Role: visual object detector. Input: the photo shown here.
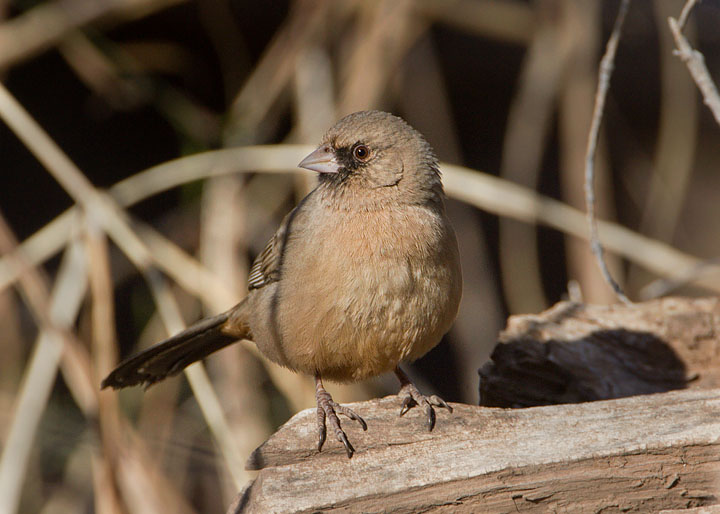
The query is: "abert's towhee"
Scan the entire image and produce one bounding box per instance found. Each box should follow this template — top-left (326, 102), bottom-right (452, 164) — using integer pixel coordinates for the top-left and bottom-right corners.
top-left (102, 110), bottom-right (463, 457)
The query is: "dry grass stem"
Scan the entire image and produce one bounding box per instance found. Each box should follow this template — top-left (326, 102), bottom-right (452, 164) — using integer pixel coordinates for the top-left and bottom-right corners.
top-left (200, 176), bottom-right (247, 302)
top-left (0, 210), bottom-right (77, 291)
top-left (111, 146), bottom-right (316, 206)
top-left (0, 83), bottom-right (153, 270)
top-left (668, 3), bottom-right (720, 126)
top-left (583, 0), bottom-right (632, 304)
top-left (90, 453), bottom-right (124, 514)
top-left (0, 240), bottom-right (88, 514)
top-left (3, 145), bottom-right (719, 301)
top-left (338, 0), bottom-right (421, 115)
top-left (627, 0), bottom-right (699, 293)
top-left (199, 168), bottom-right (271, 492)
top-left (558, 0), bottom-right (620, 305)
top-left (640, 258), bottom-right (720, 299)
top-left (414, 0), bottom-right (533, 45)
top-left (498, 0), bottom-right (570, 312)
top-left (142, 268), bottom-right (247, 490)
top-left (0, 0), bottom-right (188, 72)
top-left (85, 220), bottom-right (126, 514)
top-left (0, 82), bottom-right (245, 493)
top-left (225, 0), bottom-right (330, 143)
top-left (644, 0), bottom-right (697, 241)
top-left (442, 163), bottom-right (720, 293)
top-left (677, 0), bottom-right (699, 30)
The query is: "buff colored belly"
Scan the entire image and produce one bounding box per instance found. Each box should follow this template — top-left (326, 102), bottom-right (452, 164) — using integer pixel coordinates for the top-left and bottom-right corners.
top-left (274, 215), bottom-right (461, 381)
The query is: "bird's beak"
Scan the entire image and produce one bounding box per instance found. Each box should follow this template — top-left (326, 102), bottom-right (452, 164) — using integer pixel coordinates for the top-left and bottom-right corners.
top-left (298, 145), bottom-right (339, 174)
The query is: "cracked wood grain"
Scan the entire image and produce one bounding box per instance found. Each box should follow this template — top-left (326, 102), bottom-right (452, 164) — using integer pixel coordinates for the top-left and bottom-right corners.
top-left (233, 389), bottom-right (719, 513)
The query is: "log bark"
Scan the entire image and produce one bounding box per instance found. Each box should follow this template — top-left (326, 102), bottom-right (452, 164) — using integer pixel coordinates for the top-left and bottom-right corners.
top-left (480, 297), bottom-right (720, 407)
top-left (231, 298), bottom-right (720, 513)
top-left (233, 390), bottom-right (719, 513)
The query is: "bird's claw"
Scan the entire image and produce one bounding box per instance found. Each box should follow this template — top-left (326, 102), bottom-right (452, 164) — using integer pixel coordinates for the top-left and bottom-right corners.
top-left (396, 373), bottom-right (452, 432)
top-left (399, 395), bottom-right (415, 417)
top-left (316, 378), bottom-right (366, 458)
top-left (338, 430), bottom-right (355, 459)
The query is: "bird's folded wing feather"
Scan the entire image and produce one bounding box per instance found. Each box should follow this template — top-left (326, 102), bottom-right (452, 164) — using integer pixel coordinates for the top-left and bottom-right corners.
top-left (247, 208), bottom-right (295, 290)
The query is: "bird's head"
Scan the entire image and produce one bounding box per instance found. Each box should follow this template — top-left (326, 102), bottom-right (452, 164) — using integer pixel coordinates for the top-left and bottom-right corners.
top-left (298, 111), bottom-right (443, 207)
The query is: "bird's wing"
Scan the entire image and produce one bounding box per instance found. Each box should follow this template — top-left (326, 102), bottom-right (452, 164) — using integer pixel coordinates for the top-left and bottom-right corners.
top-left (247, 209), bottom-right (293, 290)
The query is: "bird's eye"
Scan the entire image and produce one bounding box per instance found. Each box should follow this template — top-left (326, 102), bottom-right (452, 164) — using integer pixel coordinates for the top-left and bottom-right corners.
top-left (352, 144), bottom-right (371, 162)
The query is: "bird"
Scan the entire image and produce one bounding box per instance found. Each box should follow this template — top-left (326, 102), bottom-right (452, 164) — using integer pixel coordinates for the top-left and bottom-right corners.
top-left (102, 110), bottom-right (463, 458)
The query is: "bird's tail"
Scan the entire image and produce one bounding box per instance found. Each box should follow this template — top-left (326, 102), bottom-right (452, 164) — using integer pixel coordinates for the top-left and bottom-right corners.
top-left (101, 299), bottom-right (251, 390)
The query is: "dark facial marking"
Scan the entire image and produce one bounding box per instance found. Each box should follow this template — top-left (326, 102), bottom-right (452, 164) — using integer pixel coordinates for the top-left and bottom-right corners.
top-left (334, 142), bottom-right (369, 175)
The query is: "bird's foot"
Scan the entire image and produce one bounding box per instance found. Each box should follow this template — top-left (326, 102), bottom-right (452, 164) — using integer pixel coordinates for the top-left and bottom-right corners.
top-left (315, 375), bottom-right (367, 458)
top-left (395, 367), bottom-right (453, 431)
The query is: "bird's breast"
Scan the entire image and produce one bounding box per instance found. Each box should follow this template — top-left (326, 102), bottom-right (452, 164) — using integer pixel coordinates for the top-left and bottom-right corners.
top-left (273, 204), bottom-right (461, 381)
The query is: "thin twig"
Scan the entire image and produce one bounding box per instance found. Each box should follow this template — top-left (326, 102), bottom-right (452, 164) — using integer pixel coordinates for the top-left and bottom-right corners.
top-left (441, 163), bottom-right (720, 293)
top-left (0, 240), bottom-right (88, 514)
top-left (0, 210), bottom-right (77, 291)
top-left (0, 211), bottom-right (97, 415)
top-left (414, 0), bottom-right (533, 45)
top-left (677, 0), bottom-right (699, 30)
top-left (0, 82), bottom-right (153, 270)
top-left (224, 0), bottom-right (329, 144)
top-left (640, 257), bottom-right (720, 299)
top-left (558, 1), bottom-right (619, 304)
top-left (141, 266), bottom-right (248, 489)
top-left (85, 220), bottom-right (126, 514)
top-left (584, 0), bottom-right (632, 304)
top-left (0, 213), bottom-right (180, 514)
top-left (627, 0), bottom-right (698, 293)
top-left (668, 2), bottom-right (720, 127)
top-left (338, 0), bottom-right (420, 115)
top-left (0, 0), bottom-right (188, 72)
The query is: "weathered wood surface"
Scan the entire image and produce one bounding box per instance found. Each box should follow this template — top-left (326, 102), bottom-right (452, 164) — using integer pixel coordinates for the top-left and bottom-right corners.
top-left (661, 506), bottom-right (720, 514)
top-left (480, 297), bottom-right (720, 407)
top-left (232, 388), bottom-right (719, 513)
top-left (231, 298), bottom-right (720, 513)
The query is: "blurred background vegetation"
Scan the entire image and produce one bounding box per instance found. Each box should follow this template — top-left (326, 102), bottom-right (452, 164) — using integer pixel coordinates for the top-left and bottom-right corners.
top-left (1, 0), bottom-right (720, 512)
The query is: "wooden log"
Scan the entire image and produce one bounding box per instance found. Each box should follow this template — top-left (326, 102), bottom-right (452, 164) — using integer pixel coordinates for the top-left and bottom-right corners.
top-left (232, 388), bottom-right (719, 513)
top-left (231, 298), bottom-right (720, 512)
top-left (480, 297), bottom-right (720, 407)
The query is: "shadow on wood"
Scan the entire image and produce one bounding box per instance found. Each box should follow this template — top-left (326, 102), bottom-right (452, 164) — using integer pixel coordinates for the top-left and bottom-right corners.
top-left (480, 297), bottom-right (720, 407)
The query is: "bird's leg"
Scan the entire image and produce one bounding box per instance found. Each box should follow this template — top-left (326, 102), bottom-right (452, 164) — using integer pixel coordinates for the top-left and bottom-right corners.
top-left (395, 366), bottom-right (453, 431)
top-left (315, 374), bottom-right (367, 458)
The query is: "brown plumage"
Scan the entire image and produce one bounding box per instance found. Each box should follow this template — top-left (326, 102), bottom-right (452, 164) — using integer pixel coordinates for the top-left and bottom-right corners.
top-left (102, 111), bottom-right (462, 457)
